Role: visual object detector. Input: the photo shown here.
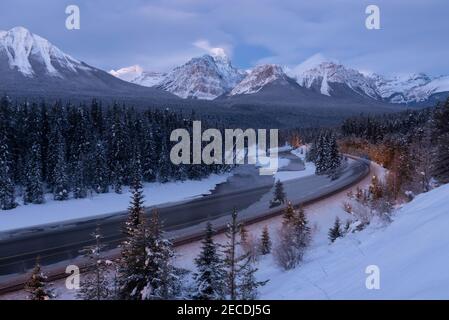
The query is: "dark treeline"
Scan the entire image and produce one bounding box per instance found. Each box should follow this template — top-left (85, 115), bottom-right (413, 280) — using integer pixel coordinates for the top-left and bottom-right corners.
top-left (340, 107), bottom-right (434, 143)
top-left (339, 99), bottom-right (449, 198)
top-left (0, 96), bottom-right (230, 209)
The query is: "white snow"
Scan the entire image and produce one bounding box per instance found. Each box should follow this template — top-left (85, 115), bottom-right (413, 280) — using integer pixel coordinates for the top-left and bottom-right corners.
top-left (0, 26), bottom-right (82, 77)
top-left (257, 183), bottom-right (449, 299)
top-left (320, 70), bottom-right (330, 96)
top-left (109, 65), bottom-right (143, 82)
top-left (0, 173), bottom-right (231, 233)
top-left (158, 54), bottom-right (244, 99)
top-left (229, 64), bottom-right (287, 96)
top-left (109, 65), bottom-right (166, 87)
top-left (288, 53), bottom-right (337, 83)
top-left (298, 61), bottom-right (379, 99)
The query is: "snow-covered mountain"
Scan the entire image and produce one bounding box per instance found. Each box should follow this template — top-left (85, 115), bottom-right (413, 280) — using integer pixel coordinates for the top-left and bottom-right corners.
top-left (157, 53), bottom-right (245, 100)
top-left (229, 64), bottom-right (290, 96)
top-left (0, 26), bottom-right (91, 77)
top-left (0, 27), bottom-right (177, 103)
top-left (293, 61), bottom-right (380, 100)
top-left (371, 73), bottom-right (449, 104)
top-left (109, 65), bottom-right (166, 87)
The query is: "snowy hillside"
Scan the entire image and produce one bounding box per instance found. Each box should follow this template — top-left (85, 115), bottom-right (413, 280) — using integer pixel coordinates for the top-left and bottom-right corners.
top-left (0, 26), bottom-right (89, 77)
top-left (109, 65), bottom-right (166, 87)
top-left (157, 53), bottom-right (245, 99)
top-left (404, 75), bottom-right (449, 103)
top-left (229, 64), bottom-right (290, 96)
top-left (297, 61), bottom-right (380, 99)
top-left (258, 184), bottom-right (449, 299)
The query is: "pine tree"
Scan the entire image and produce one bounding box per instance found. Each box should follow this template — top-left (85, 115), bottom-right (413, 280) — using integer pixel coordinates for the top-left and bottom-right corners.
top-left (77, 228), bottom-right (111, 300)
top-left (52, 134), bottom-right (69, 201)
top-left (271, 180), bottom-right (286, 206)
top-left (25, 257), bottom-right (52, 300)
top-left (92, 140), bottom-right (109, 194)
top-left (73, 158), bottom-right (88, 199)
top-left (328, 216), bottom-right (343, 243)
top-left (275, 205), bottom-right (310, 270)
top-left (237, 257), bottom-right (267, 300)
top-left (23, 143), bottom-right (44, 204)
top-left (282, 201), bottom-right (295, 225)
top-left (314, 133), bottom-right (327, 175)
top-left (192, 222), bottom-right (226, 300)
top-left (327, 132), bottom-right (341, 174)
top-left (222, 209), bottom-right (249, 300)
top-left (0, 132), bottom-right (17, 210)
top-left (259, 226), bottom-right (272, 255)
top-left (118, 179), bottom-right (148, 300)
top-left (294, 205), bottom-right (311, 249)
top-left (141, 209), bottom-right (181, 300)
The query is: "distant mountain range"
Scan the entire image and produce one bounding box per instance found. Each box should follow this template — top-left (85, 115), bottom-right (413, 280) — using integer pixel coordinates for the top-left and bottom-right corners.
top-left (0, 26), bottom-right (447, 129)
top-left (111, 51), bottom-right (449, 106)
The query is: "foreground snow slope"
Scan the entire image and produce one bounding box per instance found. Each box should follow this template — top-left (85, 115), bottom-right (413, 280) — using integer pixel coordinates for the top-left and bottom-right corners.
top-left (259, 183), bottom-right (449, 299)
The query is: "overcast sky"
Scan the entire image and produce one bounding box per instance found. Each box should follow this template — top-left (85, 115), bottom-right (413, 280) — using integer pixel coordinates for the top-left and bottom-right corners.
top-left (0, 0), bottom-right (448, 76)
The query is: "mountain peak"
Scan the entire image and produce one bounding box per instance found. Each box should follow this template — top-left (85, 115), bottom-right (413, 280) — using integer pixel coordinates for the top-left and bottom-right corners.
top-left (0, 26), bottom-right (82, 77)
top-left (157, 52), bottom-right (244, 99)
top-left (7, 26), bottom-right (32, 36)
top-left (229, 64), bottom-right (289, 96)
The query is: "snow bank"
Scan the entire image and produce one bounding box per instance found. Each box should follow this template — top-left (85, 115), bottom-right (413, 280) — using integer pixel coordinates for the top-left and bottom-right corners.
top-left (0, 173), bottom-right (230, 233)
top-left (259, 183), bottom-right (449, 299)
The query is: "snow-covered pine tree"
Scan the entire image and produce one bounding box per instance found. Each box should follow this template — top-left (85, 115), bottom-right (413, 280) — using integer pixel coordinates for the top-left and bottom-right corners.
top-left (92, 140), bottom-right (109, 194)
top-left (141, 209), bottom-right (181, 300)
top-left (237, 257), bottom-right (268, 300)
top-left (275, 205), bottom-right (311, 270)
top-left (328, 216), bottom-right (343, 243)
top-left (192, 222), bottom-right (226, 300)
top-left (118, 179), bottom-right (148, 300)
top-left (327, 132), bottom-right (341, 175)
top-left (314, 133), bottom-right (326, 175)
top-left (77, 227), bottom-right (111, 300)
top-left (73, 157), bottom-right (88, 199)
top-left (259, 226), bottom-right (271, 255)
top-left (294, 205), bottom-right (311, 249)
top-left (25, 257), bottom-right (52, 300)
top-left (52, 133), bottom-right (69, 201)
top-left (271, 180), bottom-right (286, 207)
top-left (23, 142), bottom-right (44, 204)
top-left (222, 209), bottom-right (249, 300)
top-left (0, 131), bottom-right (17, 210)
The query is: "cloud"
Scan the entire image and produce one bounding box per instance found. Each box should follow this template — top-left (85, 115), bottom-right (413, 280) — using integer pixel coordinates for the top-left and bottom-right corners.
top-left (1, 0), bottom-right (448, 75)
top-left (193, 39), bottom-right (230, 58)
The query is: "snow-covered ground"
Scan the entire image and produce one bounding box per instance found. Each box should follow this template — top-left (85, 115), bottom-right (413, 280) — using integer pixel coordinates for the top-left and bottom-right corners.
top-left (258, 183), bottom-right (449, 299)
top-left (0, 173), bottom-right (231, 233)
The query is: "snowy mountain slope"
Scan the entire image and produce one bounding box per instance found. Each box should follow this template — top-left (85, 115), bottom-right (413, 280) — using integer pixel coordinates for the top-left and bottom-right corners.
top-left (157, 53), bottom-right (245, 99)
top-left (259, 184), bottom-right (449, 299)
top-left (0, 26), bottom-right (87, 76)
top-left (371, 73), bottom-right (431, 101)
top-left (0, 27), bottom-right (179, 104)
top-left (109, 65), bottom-right (166, 87)
top-left (404, 75), bottom-right (449, 103)
top-left (370, 73), bottom-right (449, 104)
top-left (229, 64), bottom-right (290, 96)
top-left (297, 61), bottom-right (381, 100)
